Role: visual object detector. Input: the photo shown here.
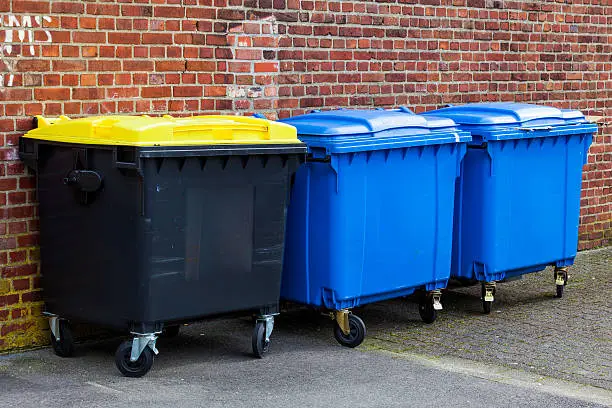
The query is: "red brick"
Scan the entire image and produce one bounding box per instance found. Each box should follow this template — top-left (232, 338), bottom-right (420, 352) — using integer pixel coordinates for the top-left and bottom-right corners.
top-left (13, 1), bottom-right (49, 13)
top-left (73, 32), bottom-right (106, 43)
top-left (254, 62), bottom-right (279, 73)
top-left (12, 279), bottom-right (30, 291)
top-left (142, 33), bottom-right (174, 44)
top-left (154, 6), bottom-right (185, 18)
top-left (124, 60), bottom-right (154, 71)
top-left (88, 60), bottom-right (121, 71)
top-left (109, 32), bottom-right (141, 45)
top-left (52, 1), bottom-right (85, 13)
top-left (205, 86), bottom-right (227, 97)
top-left (34, 88), bottom-right (70, 101)
top-left (21, 291), bottom-right (42, 303)
top-left (72, 88), bottom-right (105, 100)
top-left (63, 74), bottom-right (79, 87)
top-left (16, 60), bottom-right (50, 72)
top-left (156, 61), bottom-right (186, 72)
top-left (218, 9), bottom-right (245, 20)
top-left (173, 86), bottom-right (203, 97)
top-left (86, 3), bottom-right (120, 16)
top-left (0, 88), bottom-right (31, 102)
top-left (79, 17), bottom-right (97, 29)
top-left (121, 5), bottom-right (153, 17)
top-left (7, 192), bottom-right (26, 206)
top-left (141, 87), bottom-right (172, 98)
top-left (0, 178), bottom-right (17, 191)
top-left (0, 294), bottom-right (19, 308)
top-left (52, 60), bottom-right (87, 72)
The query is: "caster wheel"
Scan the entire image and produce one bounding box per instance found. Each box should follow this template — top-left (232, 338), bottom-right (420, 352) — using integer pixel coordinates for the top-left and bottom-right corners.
top-left (418, 298), bottom-right (437, 324)
top-left (556, 284), bottom-right (564, 298)
top-left (482, 300), bottom-right (492, 314)
top-left (252, 321), bottom-right (270, 358)
top-left (115, 340), bottom-right (154, 378)
top-left (50, 320), bottom-right (74, 358)
top-left (481, 283), bottom-right (494, 314)
top-left (333, 314), bottom-right (366, 348)
top-left (161, 325), bottom-right (180, 338)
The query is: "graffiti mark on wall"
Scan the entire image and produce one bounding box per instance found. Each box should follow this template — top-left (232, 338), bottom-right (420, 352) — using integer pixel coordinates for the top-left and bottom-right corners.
top-left (0, 14), bottom-right (53, 87)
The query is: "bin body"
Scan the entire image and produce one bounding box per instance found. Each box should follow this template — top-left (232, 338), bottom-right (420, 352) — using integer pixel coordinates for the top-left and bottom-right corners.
top-left (280, 109), bottom-right (470, 310)
top-left (20, 115), bottom-right (305, 330)
top-left (421, 103), bottom-right (597, 282)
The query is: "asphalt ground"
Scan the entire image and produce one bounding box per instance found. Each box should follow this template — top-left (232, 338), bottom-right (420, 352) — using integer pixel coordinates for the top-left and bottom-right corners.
top-left (0, 247), bottom-right (610, 407)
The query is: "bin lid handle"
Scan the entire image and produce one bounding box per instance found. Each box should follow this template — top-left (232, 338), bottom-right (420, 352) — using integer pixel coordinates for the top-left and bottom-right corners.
top-left (519, 126), bottom-right (553, 132)
top-left (34, 115), bottom-right (71, 128)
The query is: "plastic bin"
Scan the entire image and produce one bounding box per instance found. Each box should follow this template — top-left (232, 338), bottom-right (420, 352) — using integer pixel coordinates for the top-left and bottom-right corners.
top-left (279, 108), bottom-right (470, 347)
top-left (19, 114), bottom-right (305, 376)
top-left (421, 103), bottom-right (597, 313)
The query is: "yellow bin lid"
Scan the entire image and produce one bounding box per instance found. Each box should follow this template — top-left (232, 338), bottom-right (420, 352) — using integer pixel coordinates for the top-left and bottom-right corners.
top-left (23, 115), bottom-right (299, 147)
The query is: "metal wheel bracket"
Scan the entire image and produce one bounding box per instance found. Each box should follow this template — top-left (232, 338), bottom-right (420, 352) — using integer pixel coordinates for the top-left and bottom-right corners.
top-left (430, 290), bottom-right (443, 311)
top-left (48, 315), bottom-right (61, 341)
top-left (483, 282), bottom-right (496, 302)
top-left (130, 333), bottom-right (159, 362)
top-left (334, 309), bottom-right (351, 336)
top-left (256, 315), bottom-right (275, 343)
top-left (555, 267), bottom-right (568, 286)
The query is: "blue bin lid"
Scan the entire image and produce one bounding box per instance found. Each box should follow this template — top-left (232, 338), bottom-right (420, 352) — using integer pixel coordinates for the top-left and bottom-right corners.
top-left (279, 108), bottom-right (471, 154)
top-left (420, 103), bottom-right (597, 141)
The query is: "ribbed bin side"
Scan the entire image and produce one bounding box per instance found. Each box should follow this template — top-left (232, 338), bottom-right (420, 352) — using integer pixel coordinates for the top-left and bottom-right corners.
top-left (30, 141), bottom-right (304, 329)
top-left (453, 133), bottom-right (593, 282)
top-left (283, 143), bottom-right (465, 310)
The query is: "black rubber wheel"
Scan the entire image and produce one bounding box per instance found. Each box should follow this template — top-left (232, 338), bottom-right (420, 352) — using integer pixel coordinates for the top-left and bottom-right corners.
top-left (162, 325), bottom-right (180, 338)
top-left (115, 340), bottom-right (154, 378)
top-left (556, 284), bottom-right (564, 298)
top-left (252, 321), bottom-right (270, 358)
top-left (50, 320), bottom-right (74, 358)
top-left (418, 298), bottom-right (437, 324)
top-left (333, 314), bottom-right (366, 348)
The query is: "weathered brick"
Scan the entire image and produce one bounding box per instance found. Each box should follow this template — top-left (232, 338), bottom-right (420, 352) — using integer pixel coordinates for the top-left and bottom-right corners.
top-left (52, 60), bottom-right (87, 72)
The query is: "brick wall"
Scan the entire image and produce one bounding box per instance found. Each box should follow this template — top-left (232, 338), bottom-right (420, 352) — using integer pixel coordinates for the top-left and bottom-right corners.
top-left (0, 0), bottom-right (610, 351)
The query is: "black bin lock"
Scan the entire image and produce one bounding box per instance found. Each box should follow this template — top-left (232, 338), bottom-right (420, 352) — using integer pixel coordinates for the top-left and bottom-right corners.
top-left (63, 170), bottom-right (103, 193)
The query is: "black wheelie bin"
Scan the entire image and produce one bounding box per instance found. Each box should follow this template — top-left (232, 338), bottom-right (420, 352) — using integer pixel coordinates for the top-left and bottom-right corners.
top-left (19, 114), bottom-right (305, 377)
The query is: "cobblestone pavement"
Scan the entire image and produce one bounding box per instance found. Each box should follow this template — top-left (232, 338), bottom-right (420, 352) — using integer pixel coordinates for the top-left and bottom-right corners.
top-left (353, 247), bottom-right (612, 390)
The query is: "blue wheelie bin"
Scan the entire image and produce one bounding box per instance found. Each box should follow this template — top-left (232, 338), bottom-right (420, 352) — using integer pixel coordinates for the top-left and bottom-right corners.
top-left (421, 103), bottom-right (597, 313)
top-left (280, 108), bottom-right (470, 347)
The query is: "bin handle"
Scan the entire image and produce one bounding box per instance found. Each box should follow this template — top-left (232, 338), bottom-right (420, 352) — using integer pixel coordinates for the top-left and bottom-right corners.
top-left (519, 126), bottom-right (553, 132)
top-left (398, 106), bottom-right (414, 114)
top-left (63, 170), bottom-right (103, 193)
